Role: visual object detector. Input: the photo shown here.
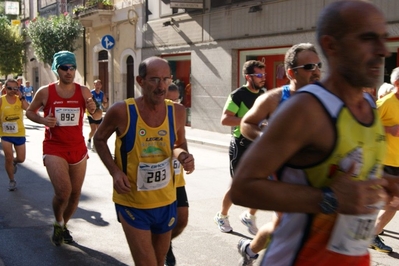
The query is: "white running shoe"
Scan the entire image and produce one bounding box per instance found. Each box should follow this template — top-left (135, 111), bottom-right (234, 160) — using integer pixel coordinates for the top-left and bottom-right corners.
top-left (240, 212), bottom-right (258, 235)
top-left (214, 212), bottom-right (233, 233)
top-left (237, 238), bottom-right (258, 266)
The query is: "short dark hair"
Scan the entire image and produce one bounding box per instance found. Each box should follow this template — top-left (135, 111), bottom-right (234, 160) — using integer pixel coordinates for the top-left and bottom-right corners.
top-left (168, 83), bottom-right (179, 92)
top-left (242, 60), bottom-right (265, 77)
top-left (285, 43), bottom-right (318, 70)
top-left (316, 1), bottom-right (370, 57)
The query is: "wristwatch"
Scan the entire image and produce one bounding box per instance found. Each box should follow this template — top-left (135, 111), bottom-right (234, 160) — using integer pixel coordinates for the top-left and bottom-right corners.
top-left (319, 187), bottom-right (338, 214)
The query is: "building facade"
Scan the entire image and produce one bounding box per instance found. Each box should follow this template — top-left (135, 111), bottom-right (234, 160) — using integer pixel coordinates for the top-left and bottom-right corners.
top-left (142, 0), bottom-right (399, 133)
top-left (20, 0), bottom-right (399, 134)
top-left (21, 0), bottom-right (143, 106)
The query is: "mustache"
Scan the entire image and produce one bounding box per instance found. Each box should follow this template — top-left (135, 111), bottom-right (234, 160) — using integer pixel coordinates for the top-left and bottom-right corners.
top-left (154, 89), bottom-right (165, 95)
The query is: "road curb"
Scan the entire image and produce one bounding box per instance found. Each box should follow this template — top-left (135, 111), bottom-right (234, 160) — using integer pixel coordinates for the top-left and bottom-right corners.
top-left (187, 137), bottom-right (229, 149)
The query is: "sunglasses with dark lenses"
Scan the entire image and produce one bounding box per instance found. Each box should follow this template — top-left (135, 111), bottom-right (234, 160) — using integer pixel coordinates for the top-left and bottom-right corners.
top-left (7, 86), bottom-right (19, 91)
top-left (292, 62), bottom-right (322, 71)
top-left (249, 73), bottom-right (267, 78)
top-left (58, 65), bottom-right (76, 71)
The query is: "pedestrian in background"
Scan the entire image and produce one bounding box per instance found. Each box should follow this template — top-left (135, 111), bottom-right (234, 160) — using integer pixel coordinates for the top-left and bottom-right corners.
top-left (231, 1), bottom-right (398, 265)
top-left (94, 56), bottom-right (195, 266)
top-left (26, 51), bottom-right (101, 246)
top-left (16, 77), bottom-right (24, 95)
top-left (0, 78), bottom-right (29, 191)
top-left (237, 42), bottom-right (321, 265)
top-left (372, 67), bottom-right (399, 253)
top-left (378, 82), bottom-right (394, 99)
top-left (24, 81), bottom-right (34, 103)
top-left (86, 79), bottom-right (108, 151)
top-left (164, 83), bottom-right (188, 266)
top-left (214, 60), bottom-right (266, 235)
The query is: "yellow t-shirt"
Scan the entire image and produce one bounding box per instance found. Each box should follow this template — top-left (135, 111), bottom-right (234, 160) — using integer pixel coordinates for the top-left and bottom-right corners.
top-left (0, 95), bottom-right (25, 137)
top-left (113, 98), bottom-right (177, 209)
top-left (377, 92), bottom-right (399, 166)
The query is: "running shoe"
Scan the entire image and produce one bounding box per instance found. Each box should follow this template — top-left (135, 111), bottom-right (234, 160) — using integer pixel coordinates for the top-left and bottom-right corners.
top-left (51, 223), bottom-right (64, 246)
top-left (370, 235), bottom-right (392, 253)
top-left (63, 225), bottom-right (75, 244)
top-left (240, 212), bottom-right (258, 235)
top-left (8, 180), bottom-right (17, 191)
top-left (214, 212), bottom-right (233, 233)
top-left (237, 238), bottom-right (258, 266)
top-left (165, 242), bottom-right (176, 266)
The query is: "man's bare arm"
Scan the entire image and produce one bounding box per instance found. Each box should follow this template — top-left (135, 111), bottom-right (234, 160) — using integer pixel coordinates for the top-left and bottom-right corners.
top-left (82, 87), bottom-right (102, 120)
top-left (26, 86), bottom-right (57, 127)
top-left (240, 91), bottom-right (280, 141)
top-left (173, 104), bottom-right (195, 174)
top-left (231, 93), bottom-right (388, 215)
top-left (221, 109), bottom-right (241, 126)
top-left (94, 102), bottom-right (131, 194)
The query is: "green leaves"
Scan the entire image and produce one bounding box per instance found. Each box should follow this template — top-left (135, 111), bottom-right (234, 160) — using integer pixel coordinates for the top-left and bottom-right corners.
top-left (25, 13), bottom-right (83, 66)
top-left (0, 16), bottom-right (24, 76)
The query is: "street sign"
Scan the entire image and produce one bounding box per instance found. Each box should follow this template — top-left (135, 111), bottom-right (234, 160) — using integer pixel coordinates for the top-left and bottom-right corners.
top-left (101, 35), bottom-right (115, 50)
top-left (11, 20), bottom-right (21, 27)
top-left (5, 1), bottom-right (20, 15)
top-left (170, 0), bottom-right (203, 9)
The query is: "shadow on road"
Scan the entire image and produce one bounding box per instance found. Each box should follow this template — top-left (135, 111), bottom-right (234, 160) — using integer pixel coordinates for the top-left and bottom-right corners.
top-left (0, 145), bottom-right (119, 265)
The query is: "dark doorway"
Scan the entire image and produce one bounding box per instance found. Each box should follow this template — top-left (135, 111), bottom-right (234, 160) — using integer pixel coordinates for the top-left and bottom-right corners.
top-left (384, 52), bottom-right (397, 83)
top-left (98, 50), bottom-right (109, 98)
top-left (127, 56), bottom-right (134, 99)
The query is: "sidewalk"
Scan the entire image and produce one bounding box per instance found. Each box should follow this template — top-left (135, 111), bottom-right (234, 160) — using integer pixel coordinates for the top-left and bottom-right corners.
top-left (185, 127), bottom-right (231, 149)
top-left (83, 114), bottom-right (231, 149)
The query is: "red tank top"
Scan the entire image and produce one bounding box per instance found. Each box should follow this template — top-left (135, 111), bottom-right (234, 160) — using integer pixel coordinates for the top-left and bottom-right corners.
top-left (43, 83), bottom-right (86, 153)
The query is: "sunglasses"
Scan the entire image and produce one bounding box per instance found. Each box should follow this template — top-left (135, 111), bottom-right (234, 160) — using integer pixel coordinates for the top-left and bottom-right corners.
top-left (292, 62), bottom-right (322, 71)
top-left (58, 65), bottom-right (76, 71)
top-left (7, 86), bottom-right (19, 91)
top-left (249, 73), bottom-right (267, 78)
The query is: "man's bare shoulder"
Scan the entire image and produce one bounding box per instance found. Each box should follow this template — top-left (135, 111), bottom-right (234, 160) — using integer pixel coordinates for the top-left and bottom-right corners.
top-left (173, 102), bottom-right (186, 112)
top-left (265, 87), bottom-right (284, 97)
top-left (37, 85), bottom-right (49, 93)
top-left (108, 101), bottom-right (127, 112)
top-left (103, 101), bottom-right (128, 125)
top-left (255, 87), bottom-right (284, 107)
top-left (79, 84), bottom-right (90, 91)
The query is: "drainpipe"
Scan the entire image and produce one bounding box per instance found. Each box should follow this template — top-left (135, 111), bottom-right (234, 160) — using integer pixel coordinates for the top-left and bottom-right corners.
top-left (83, 27), bottom-right (87, 85)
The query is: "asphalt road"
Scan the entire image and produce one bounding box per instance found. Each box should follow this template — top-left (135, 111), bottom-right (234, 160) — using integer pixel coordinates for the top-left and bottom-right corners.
top-left (1, 117), bottom-right (399, 266)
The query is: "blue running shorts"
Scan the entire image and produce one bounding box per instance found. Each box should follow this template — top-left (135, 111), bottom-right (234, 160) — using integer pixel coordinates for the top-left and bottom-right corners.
top-left (1, 136), bottom-right (26, 146)
top-left (115, 201), bottom-right (177, 234)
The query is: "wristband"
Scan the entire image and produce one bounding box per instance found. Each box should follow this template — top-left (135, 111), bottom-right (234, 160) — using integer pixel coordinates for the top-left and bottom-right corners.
top-left (319, 187), bottom-right (338, 214)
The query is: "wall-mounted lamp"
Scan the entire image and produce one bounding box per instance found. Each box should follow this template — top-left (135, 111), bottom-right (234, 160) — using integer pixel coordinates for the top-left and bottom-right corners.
top-left (248, 5), bottom-right (262, 13)
top-left (163, 18), bottom-right (175, 27)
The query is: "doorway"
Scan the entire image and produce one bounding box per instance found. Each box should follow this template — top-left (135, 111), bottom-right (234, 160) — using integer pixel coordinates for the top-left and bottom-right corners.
top-left (126, 55), bottom-right (135, 99)
top-left (98, 50), bottom-right (109, 99)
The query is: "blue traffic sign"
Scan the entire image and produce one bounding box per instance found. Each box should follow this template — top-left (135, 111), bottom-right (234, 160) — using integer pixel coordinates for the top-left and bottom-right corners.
top-left (101, 35), bottom-right (115, 50)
